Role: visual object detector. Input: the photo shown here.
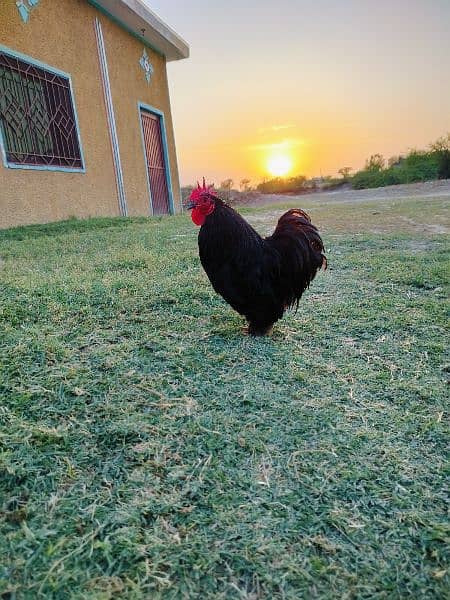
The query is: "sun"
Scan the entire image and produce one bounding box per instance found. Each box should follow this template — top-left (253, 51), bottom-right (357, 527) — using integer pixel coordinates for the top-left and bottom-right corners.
top-left (267, 154), bottom-right (293, 177)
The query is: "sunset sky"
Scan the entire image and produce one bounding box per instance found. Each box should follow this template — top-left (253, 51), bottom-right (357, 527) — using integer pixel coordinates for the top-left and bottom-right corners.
top-left (146, 0), bottom-right (450, 187)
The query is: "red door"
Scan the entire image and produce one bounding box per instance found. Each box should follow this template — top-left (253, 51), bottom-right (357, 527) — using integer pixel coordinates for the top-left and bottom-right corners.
top-left (140, 111), bottom-right (170, 215)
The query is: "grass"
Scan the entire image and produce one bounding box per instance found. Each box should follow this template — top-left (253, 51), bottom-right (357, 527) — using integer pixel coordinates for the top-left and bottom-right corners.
top-left (0, 195), bottom-right (449, 599)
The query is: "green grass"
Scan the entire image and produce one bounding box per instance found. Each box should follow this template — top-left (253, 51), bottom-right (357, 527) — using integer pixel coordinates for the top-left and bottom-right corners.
top-left (0, 196), bottom-right (449, 599)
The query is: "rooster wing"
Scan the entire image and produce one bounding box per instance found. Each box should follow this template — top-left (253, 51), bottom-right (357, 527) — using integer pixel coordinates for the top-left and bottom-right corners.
top-left (265, 209), bottom-right (326, 310)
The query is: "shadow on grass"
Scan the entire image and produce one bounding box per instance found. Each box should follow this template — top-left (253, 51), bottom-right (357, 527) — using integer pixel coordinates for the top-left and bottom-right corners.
top-left (0, 216), bottom-right (166, 242)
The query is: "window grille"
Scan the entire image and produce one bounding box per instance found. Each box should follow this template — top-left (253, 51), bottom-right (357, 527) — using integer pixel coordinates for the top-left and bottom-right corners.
top-left (0, 51), bottom-right (83, 169)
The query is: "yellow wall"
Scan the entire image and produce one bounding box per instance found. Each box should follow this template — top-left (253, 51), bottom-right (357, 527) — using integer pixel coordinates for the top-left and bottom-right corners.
top-left (0, 0), bottom-right (182, 229)
top-left (101, 11), bottom-right (181, 217)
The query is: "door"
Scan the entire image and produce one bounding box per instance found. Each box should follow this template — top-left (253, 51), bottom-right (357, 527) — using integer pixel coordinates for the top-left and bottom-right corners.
top-left (140, 110), bottom-right (170, 215)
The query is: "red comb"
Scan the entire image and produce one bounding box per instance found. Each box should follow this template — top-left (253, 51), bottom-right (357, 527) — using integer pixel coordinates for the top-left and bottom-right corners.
top-left (189, 177), bottom-right (219, 201)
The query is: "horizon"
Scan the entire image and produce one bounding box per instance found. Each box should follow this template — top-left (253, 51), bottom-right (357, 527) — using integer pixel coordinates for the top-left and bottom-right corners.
top-left (145, 0), bottom-right (450, 187)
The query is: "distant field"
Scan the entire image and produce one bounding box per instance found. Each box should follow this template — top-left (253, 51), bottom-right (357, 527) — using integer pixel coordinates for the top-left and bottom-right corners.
top-left (246, 178), bottom-right (450, 209)
top-left (0, 192), bottom-right (448, 598)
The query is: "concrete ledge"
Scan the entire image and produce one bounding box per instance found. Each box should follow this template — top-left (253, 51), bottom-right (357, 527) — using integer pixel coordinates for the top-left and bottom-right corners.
top-left (91, 0), bottom-right (189, 61)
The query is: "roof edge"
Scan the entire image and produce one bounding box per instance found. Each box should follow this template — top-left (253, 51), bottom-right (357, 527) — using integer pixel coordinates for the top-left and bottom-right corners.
top-left (88, 0), bottom-right (189, 61)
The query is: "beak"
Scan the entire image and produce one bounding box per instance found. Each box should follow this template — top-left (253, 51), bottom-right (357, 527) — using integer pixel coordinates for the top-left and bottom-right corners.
top-left (185, 201), bottom-right (195, 210)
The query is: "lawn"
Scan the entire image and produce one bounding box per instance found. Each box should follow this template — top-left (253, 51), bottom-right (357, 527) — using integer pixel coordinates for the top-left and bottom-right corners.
top-left (0, 195), bottom-right (449, 599)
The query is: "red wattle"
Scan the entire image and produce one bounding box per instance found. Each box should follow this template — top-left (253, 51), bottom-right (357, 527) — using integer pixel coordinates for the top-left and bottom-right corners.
top-left (191, 204), bottom-right (214, 226)
top-left (191, 208), bottom-right (206, 226)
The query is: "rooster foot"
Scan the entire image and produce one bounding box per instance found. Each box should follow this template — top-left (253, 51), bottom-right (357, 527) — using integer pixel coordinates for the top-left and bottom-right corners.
top-left (247, 323), bottom-right (274, 337)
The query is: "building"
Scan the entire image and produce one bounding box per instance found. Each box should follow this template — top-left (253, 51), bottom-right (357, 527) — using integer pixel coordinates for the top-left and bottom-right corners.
top-left (0, 0), bottom-right (189, 229)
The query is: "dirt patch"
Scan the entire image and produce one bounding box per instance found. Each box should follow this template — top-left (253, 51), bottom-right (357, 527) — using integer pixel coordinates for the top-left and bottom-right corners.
top-left (399, 217), bottom-right (448, 234)
top-left (244, 179), bottom-right (450, 209)
top-left (405, 240), bottom-right (436, 253)
top-left (242, 181), bottom-right (450, 236)
top-left (246, 199), bottom-right (449, 237)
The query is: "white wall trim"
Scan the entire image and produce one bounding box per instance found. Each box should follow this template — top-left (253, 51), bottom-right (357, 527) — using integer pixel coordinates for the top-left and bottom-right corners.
top-left (94, 17), bottom-right (128, 217)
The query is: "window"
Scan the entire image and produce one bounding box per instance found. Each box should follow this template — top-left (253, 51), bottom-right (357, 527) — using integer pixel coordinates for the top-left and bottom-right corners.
top-left (0, 50), bottom-right (84, 170)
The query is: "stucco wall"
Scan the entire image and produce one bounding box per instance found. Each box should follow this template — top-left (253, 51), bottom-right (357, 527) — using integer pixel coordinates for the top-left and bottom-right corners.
top-left (100, 8), bottom-right (181, 217)
top-left (0, 0), bottom-right (182, 229)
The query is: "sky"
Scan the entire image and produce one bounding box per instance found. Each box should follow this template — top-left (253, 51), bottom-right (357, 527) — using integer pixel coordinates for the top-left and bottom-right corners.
top-left (145, 0), bottom-right (450, 186)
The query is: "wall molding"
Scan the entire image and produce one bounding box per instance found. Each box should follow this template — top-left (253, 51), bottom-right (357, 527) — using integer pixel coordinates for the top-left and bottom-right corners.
top-left (16, 0), bottom-right (40, 24)
top-left (139, 49), bottom-right (154, 84)
top-left (94, 17), bottom-right (128, 217)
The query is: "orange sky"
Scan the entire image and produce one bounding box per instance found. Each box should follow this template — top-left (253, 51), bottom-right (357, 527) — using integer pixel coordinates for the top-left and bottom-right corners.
top-left (148, 0), bottom-right (450, 186)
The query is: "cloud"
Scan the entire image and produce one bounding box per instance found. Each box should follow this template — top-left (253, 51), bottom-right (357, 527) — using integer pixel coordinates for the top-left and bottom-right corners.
top-left (248, 138), bottom-right (305, 152)
top-left (258, 124), bottom-right (295, 134)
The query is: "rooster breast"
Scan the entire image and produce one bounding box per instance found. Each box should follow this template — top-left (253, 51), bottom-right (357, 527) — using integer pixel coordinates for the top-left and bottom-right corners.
top-left (198, 203), bottom-right (284, 331)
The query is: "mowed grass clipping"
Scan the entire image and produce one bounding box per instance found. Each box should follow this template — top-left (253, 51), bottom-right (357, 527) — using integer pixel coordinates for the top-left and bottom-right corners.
top-left (0, 196), bottom-right (449, 599)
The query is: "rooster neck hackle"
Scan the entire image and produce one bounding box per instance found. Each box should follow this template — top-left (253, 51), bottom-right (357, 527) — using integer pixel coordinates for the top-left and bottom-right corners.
top-left (199, 202), bottom-right (265, 257)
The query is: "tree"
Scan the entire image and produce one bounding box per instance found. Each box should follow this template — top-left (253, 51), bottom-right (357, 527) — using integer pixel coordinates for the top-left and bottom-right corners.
top-left (256, 175), bottom-right (306, 194)
top-left (219, 179), bottom-right (234, 203)
top-left (387, 155), bottom-right (403, 168)
top-left (338, 167), bottom-right (352, 180)
top-left (239, 178), bottom-right (251, 192)
top-left (220, 179), bottom-right (234, 191)
top-left (430, 133), bottom-right (450, 153)
top-left (430, 133), bottom-right (450, 179)
top-left (365, 154), bottom-right (385, 172)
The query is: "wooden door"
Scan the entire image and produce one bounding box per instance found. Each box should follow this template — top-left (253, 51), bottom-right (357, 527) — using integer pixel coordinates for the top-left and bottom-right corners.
top-left (140, 111), bottom-right (170, 215)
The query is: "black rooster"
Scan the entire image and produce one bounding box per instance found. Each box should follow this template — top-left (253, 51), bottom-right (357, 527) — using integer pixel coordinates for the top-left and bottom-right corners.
top-left (187, 181), bottom-right (326, 335)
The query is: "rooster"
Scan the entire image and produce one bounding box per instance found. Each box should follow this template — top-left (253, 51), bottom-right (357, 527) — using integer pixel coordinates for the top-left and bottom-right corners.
top-left (187, 180), bottom-right (326, 335)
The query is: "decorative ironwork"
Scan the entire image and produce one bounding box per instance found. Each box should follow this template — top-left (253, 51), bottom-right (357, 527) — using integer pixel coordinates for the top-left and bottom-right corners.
top-left (16, 0), bottom-right (40, 24)
top-left (139, 49), bottom-right (154, 84)
top-left (0, 51), bottom-right (83, 169)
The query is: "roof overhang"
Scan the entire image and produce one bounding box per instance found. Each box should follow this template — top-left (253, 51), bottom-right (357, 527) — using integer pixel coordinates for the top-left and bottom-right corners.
top-left (90, 0), bottom-right (189, 61)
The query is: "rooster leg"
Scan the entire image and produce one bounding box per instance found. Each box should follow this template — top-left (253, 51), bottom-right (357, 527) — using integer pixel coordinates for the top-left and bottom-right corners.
top-left (247, 322), bottom-right (274, 336)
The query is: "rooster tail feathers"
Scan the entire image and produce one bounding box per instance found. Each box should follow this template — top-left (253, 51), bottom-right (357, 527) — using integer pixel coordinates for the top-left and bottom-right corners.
top-left (274, 208), bottom-right (325, 254)
top-left (277, 208), bottom-right (312, 224)
top-left (266, 208), bottom-right (326, 308)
